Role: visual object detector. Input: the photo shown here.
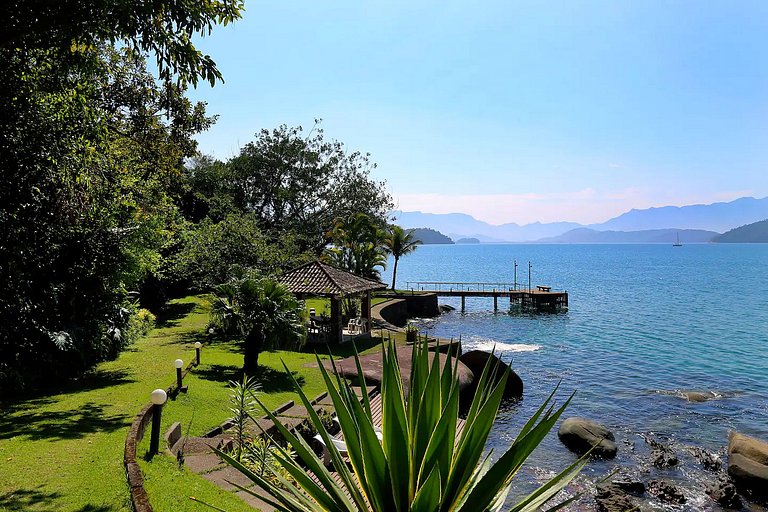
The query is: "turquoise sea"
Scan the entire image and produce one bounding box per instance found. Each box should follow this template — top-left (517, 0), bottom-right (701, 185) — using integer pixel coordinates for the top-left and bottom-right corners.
top-left (381, 243), bottom-right (768, 510)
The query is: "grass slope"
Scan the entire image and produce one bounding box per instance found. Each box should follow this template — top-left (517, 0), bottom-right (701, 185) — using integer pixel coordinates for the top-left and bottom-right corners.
top-left (0, 295), bottom-right (381, 512)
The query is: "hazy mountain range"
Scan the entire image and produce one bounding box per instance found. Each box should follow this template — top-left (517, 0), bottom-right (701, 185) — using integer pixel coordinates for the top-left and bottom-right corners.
top-left (392, 196), bottom-right (768, 243)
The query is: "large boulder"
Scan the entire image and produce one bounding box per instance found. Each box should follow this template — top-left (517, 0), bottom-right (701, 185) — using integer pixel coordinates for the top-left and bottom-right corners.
top-left (558, 417), bottom-right (617, 459)
top-left (459, 350), bottom-right (523, 399)
top-left (727, 431), bottom-right (768, 497)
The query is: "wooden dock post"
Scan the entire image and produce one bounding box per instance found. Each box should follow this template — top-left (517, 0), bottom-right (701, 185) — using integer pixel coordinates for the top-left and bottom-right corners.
top-left (493, 294), bottom-right (498, 311)
top-left (461, 295), bottom-right (466, 312)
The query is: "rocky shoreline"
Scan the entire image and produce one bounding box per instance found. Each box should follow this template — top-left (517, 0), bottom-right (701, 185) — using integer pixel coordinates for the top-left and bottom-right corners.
top-left (554, 411), bottom-right (768, 511)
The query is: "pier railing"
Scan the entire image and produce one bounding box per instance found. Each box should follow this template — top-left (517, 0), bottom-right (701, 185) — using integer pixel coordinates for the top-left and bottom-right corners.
top-left (406, 281), bottom-right (518, 292)
top-left (404, 281), bottom-right (566, 293)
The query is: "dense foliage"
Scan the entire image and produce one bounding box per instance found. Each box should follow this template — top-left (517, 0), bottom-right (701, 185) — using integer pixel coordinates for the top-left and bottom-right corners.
top-left (0, 0), bottom-right (241, 393)
top-left (1, 0), bottom-right (392, 393)
top-left (323, 213), bottom-right (389, 280)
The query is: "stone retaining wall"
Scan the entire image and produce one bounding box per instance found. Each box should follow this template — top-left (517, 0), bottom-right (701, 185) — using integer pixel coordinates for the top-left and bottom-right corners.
top-left (372, 293), bottom-right (440, 328)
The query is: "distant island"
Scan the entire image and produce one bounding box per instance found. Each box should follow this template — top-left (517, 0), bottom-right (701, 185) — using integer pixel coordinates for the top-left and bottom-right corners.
top-left (455, 237), bottom-right (480, 244)
top-left (392, 196), bottom-right (768, 242)
top-left (408, 227), bottom-right (454, 244)
top-left (713, 219), bottom-right (768, 243)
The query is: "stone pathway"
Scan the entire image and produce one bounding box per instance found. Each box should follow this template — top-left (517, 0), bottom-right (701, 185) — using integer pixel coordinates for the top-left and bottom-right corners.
top-left (168, 391), bottom-right (343, 511)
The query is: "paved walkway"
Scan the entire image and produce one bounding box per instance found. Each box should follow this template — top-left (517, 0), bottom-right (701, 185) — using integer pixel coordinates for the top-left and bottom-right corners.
top-left (169, 390), bottom-right (354, 511)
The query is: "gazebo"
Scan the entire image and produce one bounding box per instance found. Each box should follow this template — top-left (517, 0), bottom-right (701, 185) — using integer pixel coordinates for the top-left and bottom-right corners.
top-left (280, 260), bottom-right (387, 344)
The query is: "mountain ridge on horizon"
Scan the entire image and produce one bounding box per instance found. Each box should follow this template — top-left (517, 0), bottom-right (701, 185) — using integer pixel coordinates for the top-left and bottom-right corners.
top-left (392, 196), bottom-right (768, 242)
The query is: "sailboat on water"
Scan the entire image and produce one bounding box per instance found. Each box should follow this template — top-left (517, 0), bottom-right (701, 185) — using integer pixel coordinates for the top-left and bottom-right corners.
top-left (673, 232), bottom-right (683, 247)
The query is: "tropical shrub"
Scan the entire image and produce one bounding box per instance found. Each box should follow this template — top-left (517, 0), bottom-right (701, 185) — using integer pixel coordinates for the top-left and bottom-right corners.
top-left (209, 278), bottom-right (306, 373)
top-left (217, 339), bottom-right (585, 511)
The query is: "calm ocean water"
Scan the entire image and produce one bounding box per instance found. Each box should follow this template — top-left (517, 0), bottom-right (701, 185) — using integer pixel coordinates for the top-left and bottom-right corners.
top-left (381, 243), bottom-right (768, 510)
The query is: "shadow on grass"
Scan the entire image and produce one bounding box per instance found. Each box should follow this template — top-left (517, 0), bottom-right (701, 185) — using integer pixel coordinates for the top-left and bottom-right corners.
top-left (0, 401), bottom-right (130, 441)
top-left (194, 364), bottom-right (305, 393)
top-left (0, 369), bottom-right (135, 410)
top-left (155, 301), bottom-right (197, 328)
top-left (172, 330), bottom-right (209, 347)
top-left (0, 486), bottom-right (61, 511)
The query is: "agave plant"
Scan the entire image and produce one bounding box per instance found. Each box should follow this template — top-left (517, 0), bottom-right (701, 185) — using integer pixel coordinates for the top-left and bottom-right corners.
top-left (216, 339), bottom-right (584, 511)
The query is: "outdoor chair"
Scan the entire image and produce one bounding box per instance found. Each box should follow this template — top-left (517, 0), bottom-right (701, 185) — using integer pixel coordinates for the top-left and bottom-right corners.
top-left (347, 317), bottom-right (361, 335)
top-left (313, 434), bottom-right (349, 466)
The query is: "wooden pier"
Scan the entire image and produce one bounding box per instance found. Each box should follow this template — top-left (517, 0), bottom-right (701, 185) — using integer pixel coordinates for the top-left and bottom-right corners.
top-left (405, 281), bottom-right (568, 311)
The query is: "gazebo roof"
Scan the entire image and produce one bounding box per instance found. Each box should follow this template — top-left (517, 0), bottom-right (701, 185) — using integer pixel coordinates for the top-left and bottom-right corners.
top-left (280, 260), bottom-right (387, 296)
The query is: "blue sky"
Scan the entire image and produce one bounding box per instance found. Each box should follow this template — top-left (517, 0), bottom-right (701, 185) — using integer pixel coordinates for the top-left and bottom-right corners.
top-left (188, 0), bottom-right (768, 224)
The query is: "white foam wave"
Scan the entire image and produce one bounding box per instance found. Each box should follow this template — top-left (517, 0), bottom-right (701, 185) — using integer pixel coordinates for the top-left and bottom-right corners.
top-left (468, 340), bottom-right (541, 353)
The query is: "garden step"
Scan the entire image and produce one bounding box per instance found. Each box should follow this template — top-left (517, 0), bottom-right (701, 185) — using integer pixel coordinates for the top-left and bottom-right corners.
top-left (235, 489), bottom-right (277, 512)
top-left (201, 465), bottom-right (257, 492)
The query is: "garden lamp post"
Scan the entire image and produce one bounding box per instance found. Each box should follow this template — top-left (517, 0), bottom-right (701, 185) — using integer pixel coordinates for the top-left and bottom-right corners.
top-left (194, 341), bottom-right (202, 365)
top-left (175, 358), bottom-right (184, 390)
top-left (149, 388), bottom-right (167, 455)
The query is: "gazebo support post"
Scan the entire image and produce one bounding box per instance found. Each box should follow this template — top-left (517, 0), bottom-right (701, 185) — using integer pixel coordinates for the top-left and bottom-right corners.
top-left (330, 296), bottom-right (343, 344)
top-left (362, 290), bottom-right (372, 333)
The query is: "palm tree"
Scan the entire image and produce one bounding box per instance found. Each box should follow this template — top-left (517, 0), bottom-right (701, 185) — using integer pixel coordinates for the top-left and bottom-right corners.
top-left (217, 338), bottom-right (586, 511)
top-left (210, 278), bottom-right (306, 374)
top-left (324, 213), bottom-right (387, 280)
top-left (384, 225), bottom-right (421, 290)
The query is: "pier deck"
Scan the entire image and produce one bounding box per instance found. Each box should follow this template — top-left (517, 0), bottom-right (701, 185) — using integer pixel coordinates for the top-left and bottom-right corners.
top-left (405, 281), bottom-right (568, 311)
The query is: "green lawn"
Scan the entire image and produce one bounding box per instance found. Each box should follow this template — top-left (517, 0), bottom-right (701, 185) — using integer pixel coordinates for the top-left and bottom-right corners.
top-left (0, 295), bottom-right (384, 512)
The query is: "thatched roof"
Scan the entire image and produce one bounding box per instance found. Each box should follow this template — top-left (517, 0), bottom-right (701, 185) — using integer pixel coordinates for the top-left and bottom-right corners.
top-left (280, 260), bottom-right (387, 296)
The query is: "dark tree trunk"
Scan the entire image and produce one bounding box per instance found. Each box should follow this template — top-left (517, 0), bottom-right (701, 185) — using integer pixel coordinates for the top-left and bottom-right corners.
top-left (243, 328), bottom-right (263, 375)
top-left (391, 256), bottom-right (399, 290)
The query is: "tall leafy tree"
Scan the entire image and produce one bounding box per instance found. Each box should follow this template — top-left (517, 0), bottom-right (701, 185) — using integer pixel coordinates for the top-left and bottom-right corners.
top-left (224, 122), bottom-right (393, 253)
top-left (210, 278), bottom-right (306, 374)
top-left (4, 0), bottom-right (243, 86)
top-left (1, 0), bottom-right (237, 391)
top-left (384, 225), bottom-right (422, 290)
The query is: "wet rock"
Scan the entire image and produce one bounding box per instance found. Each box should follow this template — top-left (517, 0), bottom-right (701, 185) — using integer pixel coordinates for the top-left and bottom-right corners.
top-left (688, 446), bottom-right (722, 472)
top-left (705, 474), bottom-right (742, 509)
top-left (678, 390), bottom-right (720, 402)
top-left (558, 417), bottom-right (617, 459)
top-left (657, 389), bottom-right (722, 402)
top-left (459, 350), bottom-right (523, 399)
top-left (595, 483), bottom-right (639, 512)
top-left (611, 478), bottom-right (646, 496)
top-left (648, 479), bottom-right (686, 504)
top-left (727, 431), bottom-right (768, 497)
top-left (645, 437), bottom-right (679, 468)
top-left (438, 304), bottom-right (455, 313)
